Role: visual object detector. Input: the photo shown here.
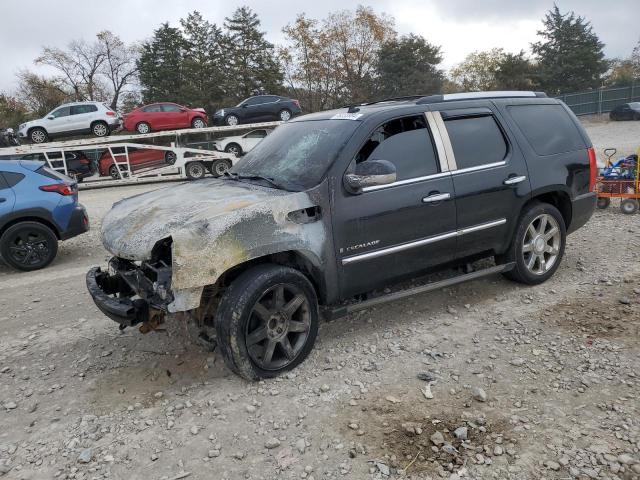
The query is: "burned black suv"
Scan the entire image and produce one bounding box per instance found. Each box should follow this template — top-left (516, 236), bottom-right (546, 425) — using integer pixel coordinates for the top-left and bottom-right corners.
top-left (87, 91), bottom-right (596, 380)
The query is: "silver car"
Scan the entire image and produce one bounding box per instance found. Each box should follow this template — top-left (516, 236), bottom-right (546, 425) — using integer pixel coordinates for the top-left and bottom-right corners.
top-left (18, 101), bottom-right (122, 144)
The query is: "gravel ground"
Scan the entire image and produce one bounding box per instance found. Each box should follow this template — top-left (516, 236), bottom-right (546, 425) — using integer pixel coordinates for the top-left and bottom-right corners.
top-left (0, 120), bottom-right (639, 480)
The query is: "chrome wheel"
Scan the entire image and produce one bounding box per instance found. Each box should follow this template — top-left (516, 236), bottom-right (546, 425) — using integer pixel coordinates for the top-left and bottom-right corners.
top-left (93, 123), bottom-right (108, 136)
top-left (186, 162), bottom-right (205, 179)
top-left (279, 109), bottom-right (291, 121)
top-left (192, 118), bottom-right (205, 128)
top-left (522, 214), bottom-right (561, 275)
top-left (136, 123), bottom-right (150, 134)
top-left (31, 129), bottom-right (46, 143)
top-left (245, 284), bottom-right (311, 371)
top-left (226, 115), bottom-right (238, 126)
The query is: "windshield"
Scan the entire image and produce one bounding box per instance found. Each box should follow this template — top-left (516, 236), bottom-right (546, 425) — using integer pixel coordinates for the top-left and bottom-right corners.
top-left (229, 119), bottom-right (359, 190)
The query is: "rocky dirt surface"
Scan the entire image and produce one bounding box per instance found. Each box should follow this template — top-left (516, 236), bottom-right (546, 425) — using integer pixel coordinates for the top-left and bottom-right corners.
top-left (0, 121), bottom-right (639, 480)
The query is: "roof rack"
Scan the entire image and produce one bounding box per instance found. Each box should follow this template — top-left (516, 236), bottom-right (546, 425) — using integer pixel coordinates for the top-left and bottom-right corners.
top-left (362, 95), bottom-right (428, 106)
top-left (416, 91), bottom-right (547, 105)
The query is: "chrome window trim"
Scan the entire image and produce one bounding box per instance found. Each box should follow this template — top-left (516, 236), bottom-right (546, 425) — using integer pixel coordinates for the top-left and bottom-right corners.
top-left (361, 171), bottom-right (451, 193)
top-left (342, 218), bottom-right (506, 265)
top-left (451, 161), bottom-right (506, 175)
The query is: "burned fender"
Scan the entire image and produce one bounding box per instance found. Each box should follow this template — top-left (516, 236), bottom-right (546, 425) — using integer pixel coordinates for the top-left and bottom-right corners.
top-left (100, 179), bottom-right (327, 313)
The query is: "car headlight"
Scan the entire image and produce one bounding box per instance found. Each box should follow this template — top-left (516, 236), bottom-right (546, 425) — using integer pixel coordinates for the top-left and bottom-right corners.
top-left (19, 123), bottom-right (26, 130)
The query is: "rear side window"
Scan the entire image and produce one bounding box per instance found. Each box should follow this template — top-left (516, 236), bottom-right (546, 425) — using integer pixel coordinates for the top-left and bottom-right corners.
top-left (0, 172), bottom-right (8, 189)
top-left (71, 104), bottom-right (98, 115)
top-left (507, 104), bottom-right (585, 156)
top-left (36, 166), bottom-right (68, 181)
top-left (2, 172), bottom-right (25, 187)
top-left (445, 115), bottom-right (507, 169)
top-left (161, 104), bottom-right (182, 112)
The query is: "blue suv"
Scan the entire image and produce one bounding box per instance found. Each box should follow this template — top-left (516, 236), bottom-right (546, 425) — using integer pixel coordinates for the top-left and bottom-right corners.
top-left (0, 160), bottom-right (89, 271)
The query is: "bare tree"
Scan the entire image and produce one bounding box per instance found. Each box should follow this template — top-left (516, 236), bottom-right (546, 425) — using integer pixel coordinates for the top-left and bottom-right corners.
top-left (15, 70), bottom-right (71, 116)
top-left (96, 31), bottom-right (139, 110)
top-left (35, 47), bottom-right (84, 100)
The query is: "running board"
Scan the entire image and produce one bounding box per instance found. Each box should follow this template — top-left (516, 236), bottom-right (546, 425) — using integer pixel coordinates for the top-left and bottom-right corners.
top-left (327, 262), bottom-right (515, 319)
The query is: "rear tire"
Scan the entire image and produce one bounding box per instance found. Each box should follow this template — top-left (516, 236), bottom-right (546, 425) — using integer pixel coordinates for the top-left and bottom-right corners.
top-left (225, 115), bottom-right (239, 126)
top-left (29, 128), bottom-right (48, 144)
top-left (185, 161), bottom-right (206, 180)
top-left (620, 198), bottom-right (639, 214)
top-left (215, 264), bottom-right (319, 380)
top-left (596, 197), bottom-right (610, 209)
top-left (500, 202), bottom-right (566, 285)
top-left (278, 109), bottom-right (292, 121)
top-left (210, 159), bottom-right (232, 177)
top-left (91, 121), bottom-right (109, 137)
top-left (164, 151), bottom-right (177, 165)
top-left (0, 222), bottom-right (58, 271)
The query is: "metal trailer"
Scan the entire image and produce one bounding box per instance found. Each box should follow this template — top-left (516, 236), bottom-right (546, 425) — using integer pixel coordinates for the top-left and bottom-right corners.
top-left (0, 121), bottom-right (281, 188)
top-left (595, 147), bottom-right (640, 214)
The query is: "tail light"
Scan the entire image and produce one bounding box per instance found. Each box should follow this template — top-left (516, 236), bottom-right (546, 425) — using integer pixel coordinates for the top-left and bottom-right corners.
top-left (39, 183), bottom-right (75, 196)
top-left (106, 111), bottom-right (115, 116)
top-left (293, 99), bottom-right (300, 108)
top-left (587, 147), bottom-right (597, 192)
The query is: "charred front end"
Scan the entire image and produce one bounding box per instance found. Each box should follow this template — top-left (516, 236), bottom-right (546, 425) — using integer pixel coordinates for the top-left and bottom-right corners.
top-left (86, 238), bottom-right (173, 329)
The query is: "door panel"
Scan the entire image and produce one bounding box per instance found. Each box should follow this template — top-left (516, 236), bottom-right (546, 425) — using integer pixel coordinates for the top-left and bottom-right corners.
top-left (45, 106), bottom-right (72, 134)
top-left (440, 111), bottom-right (530, 259)
top-left (333, 113), bottom-right (457, 297)
top-left (336, 176), bottom-right (457, 297)
top-left (0, 173), bottom-right (16, 216)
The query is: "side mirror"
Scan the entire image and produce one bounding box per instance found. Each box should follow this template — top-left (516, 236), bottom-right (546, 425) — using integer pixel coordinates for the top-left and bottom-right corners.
top-left (241, 104), bottom-right (248, 108)
top-left (344, 159), bottom-right (396, 194)
top-left (47, 116), bottom-right (54, 120)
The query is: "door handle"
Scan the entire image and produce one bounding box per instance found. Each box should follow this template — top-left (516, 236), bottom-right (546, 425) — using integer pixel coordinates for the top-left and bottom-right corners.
top-left (422, 192), bottom-right (451, 203)
top-left (0, 198), bottom-right (6, 203)
top-left (504, 175), bottom-right (526, 185)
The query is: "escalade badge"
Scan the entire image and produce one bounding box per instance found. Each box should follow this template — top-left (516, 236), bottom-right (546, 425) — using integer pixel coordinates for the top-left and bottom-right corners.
top-left (341, 240), bottom-right (380, 254)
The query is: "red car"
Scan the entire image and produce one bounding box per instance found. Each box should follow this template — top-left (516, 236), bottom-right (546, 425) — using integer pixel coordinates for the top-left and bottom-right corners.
top-left (99, 147), bottom-right (177, 179)
top-left (123, 102), bottom-right (208, 134)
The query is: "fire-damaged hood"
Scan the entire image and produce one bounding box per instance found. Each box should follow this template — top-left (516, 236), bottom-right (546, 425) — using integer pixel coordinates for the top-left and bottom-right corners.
top-left (101, 178), bottom-right (327, 299)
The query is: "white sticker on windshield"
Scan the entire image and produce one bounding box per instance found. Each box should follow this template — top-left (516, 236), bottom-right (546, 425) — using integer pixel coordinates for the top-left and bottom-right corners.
top-left (331, 112), bottom-right (363, 120)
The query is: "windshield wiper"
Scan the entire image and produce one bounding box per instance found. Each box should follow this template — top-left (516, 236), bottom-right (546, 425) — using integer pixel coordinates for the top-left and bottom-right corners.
top-left (223, 171), bottom-right (297, 191)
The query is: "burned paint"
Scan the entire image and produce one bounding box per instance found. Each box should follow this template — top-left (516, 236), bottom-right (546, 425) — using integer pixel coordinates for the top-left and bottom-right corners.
top-left (100, 178), bottom-right (326, 313)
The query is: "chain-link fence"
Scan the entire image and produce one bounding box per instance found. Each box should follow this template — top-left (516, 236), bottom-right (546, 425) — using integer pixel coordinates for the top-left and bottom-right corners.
top-left (556, 83), bottom-right (640, 116)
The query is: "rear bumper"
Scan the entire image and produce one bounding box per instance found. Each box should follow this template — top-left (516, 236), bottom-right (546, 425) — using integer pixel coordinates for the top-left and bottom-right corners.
top-left (60, 205), bottom-right (89, 240)
top-left (568, 192), bottom-right (596, 234)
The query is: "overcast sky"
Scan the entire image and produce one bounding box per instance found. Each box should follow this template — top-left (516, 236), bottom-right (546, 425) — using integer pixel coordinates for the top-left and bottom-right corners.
top-left (1, 0), bottom-right (638, 92)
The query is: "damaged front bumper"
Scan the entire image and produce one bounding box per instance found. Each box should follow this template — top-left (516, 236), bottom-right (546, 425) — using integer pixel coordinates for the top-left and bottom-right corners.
top-left (86, 257), bottom-right (173, 328)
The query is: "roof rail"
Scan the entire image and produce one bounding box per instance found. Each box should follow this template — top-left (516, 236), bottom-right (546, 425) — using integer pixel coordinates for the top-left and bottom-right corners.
top-left (416, 91), bottom-right (547, 105)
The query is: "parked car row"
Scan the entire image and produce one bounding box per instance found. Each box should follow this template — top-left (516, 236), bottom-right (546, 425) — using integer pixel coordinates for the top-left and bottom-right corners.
top-left (11, 95), bottom-right (301, 145)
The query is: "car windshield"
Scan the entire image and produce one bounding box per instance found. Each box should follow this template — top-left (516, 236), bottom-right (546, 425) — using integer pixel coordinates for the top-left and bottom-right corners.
top-left (229, 119), bottom-right (359, 190)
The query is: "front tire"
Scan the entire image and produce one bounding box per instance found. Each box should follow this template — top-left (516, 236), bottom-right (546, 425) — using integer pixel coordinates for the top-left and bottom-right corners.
top-left (191, 117), bottom-right (206, 128)
top-left (30, 128), bottom-right (48, 144)
top-left (225, 115), bottom-right (239, 126)
top-left (501, 202), bottom-right (566, 285)
top-left (136, 122), bottom-right (151, 134)
top-left (224, 143), bottom-right (242, 157)
top-left (215, 264), bottom-right (319, 380)
top-left (0, 222), bottom-right (58, 271)
top-left (185, 161), bottom-right (206, 180)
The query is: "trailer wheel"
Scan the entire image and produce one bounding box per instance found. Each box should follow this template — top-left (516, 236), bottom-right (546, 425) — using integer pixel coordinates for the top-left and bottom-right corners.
top-left (620, 198), bottom-right (639, 215)
top-left (596, 197), bottom-right (610, 209)
top-left (185, 161), bottom-right (206, 180)
top-left (210, 159), bottom-right (232, 177)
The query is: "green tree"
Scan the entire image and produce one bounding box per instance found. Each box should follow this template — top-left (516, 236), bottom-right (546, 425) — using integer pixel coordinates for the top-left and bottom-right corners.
top-left (15, 70), bottom-right (71, 117)
top-left (137, 23), bottom-right (186, 104)
top-left (531, 5), bottom-right (607, 94)
top-left (0, 93), bottom-right (29, 129)
top-left (179, 11), bottom-right (225, 109)
top-left (495, 51), bottom-right (535, 90)
top-left (376, 34), bottom-right (443, 98)
top-left (450, 48), bottom-right (506, 91)
top-left (223, 7), bottom-right (282, 102)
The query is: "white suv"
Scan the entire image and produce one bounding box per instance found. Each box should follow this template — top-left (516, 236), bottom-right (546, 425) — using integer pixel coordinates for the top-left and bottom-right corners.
top-left (18, 102), bottom-right (122, 144)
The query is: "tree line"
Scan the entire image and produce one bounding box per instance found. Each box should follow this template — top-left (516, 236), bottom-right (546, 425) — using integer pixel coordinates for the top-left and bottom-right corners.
top-left (1, 4), bottom-right (640, 129)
